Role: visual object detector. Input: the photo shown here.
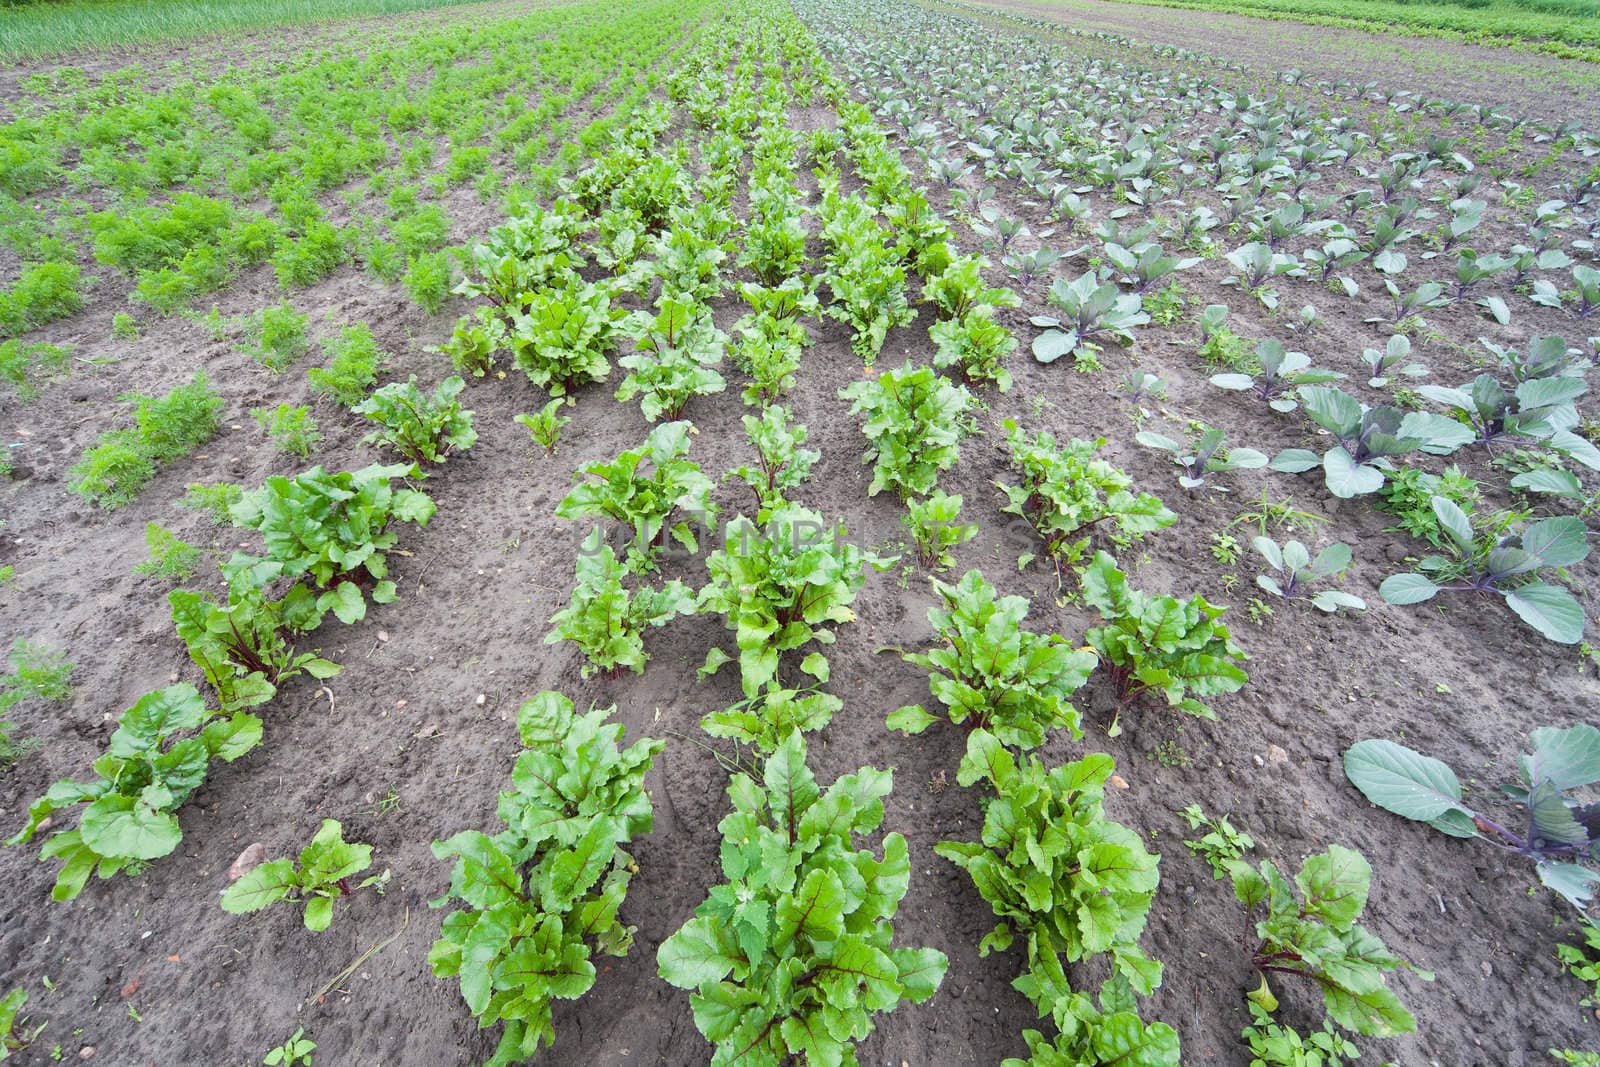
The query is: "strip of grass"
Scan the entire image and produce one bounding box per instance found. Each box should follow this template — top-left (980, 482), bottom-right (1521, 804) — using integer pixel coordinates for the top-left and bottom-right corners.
top-left (0, 0), bottom-right (500, 59)
top-left (1085, 0), bottom-right (1600, 60)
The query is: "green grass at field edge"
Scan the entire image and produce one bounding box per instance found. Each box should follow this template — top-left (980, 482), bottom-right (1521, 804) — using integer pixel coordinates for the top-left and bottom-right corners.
top-left (0, 0), bottom-right (505, 60)
top-left (1070, 0), bottom-right (1600, 63)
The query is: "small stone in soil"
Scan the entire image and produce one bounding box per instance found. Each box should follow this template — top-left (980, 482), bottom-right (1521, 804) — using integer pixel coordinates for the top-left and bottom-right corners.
top-left (228, 842), bottom-right (267, 881)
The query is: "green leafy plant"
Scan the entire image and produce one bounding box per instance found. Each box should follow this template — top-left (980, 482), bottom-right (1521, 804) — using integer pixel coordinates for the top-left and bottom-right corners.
top-left (170, 561), bottom-right (340, 711)
top-left (1251, 538), bottom-right (1365, 613)
top-left (262, 1027), bottom-right (315, 1067)
top-left (133, 523), bottom-right (201, 582)
top-left (353, 376), bottom-right (477, 464)
top-left (1081, 552), bottom-right (1249, 736)
top-left (1209, 340), bottom-right (1344, 412)
top-left (431, 691), bottom-right (663, 1061)
top-left (1240, 1000), bottom-right (1359, 1067)
top-left (556, 421), bottom-right (714, 573)
top-left (653, 211), bottom-right (731, 304)
top-left (1270, 387), bottom-right (1469, 498)
top-left (1143, 279), bottom-right (1187, 326)
top-left (698, 659), bottom-right (842, 756)
top-left (545, 529), bottom-right (696, 677)
top-left (1000, 1002), bottom-right (1179, 1067)
top-left (840, 362), bottom-right (975, 500)
top-left (887, 569), bottom-right (1096, 749)
top-left (1377, 497), bottom-right (1589, 643)
top-left (179, 481), bottom-right (244, 525)
top-left (1362, 334), bottom-right (1428, 388)
top-left (1227, 490), bottom-right (1327, 539)
top-left (456, 201), bottom-right (587, 309)
top-left (1557, 919), bottom-right (1600, 1007)
top-left (0, 985), bottom-right (44, 1060)
top-left (510, 277), bottom-right (626, 396)
top-left (0, 710), bottom-right (20, 769)
top-left (1510, 465), bottom-right (1600, 519)
top-left (724, 405), bottom-right (818, 516)
top-left (739, 176), bottom-right (808, 284)
top-left (731, 284), bottom-right (811, 406)
top-left (240, 303), bottom-right (309, 373)
top-left (273, 222), bottom-right (347, 289)
top-left (0, 261), bottom-right (83, 338)
top-left (1136, 425), bottom-right (1269, 491)
top-left (69, 372), bottom-right (223, 509)
top-left (656, 730), bottom-right (947, 1066)
top-left (0, 338), bottom-right (72, 401)
top-left (1211, 532), bottom-right (1242, 566)
top-left (230, 463), bottom-right (436, 624)
top-left (437, 306), bottom-right (507, 378)
top-left (66, 435), bottom-right (157, 511)
top-left (615, 297), bottom-right (727, 421)
top-left (902, 489), bottom-right (977, 570)
top-left (403, 250), bottom-right (452, 315)
top-left (1344, 725), bottom-right (1600, 909)
top-left (1376, 466), bottom-right (1480, 545)
top-left (697, 505), bottom-right (887, 701)
top-left (821, 198), bottom-right (916, 361)
top-left (1196, 304), bottom-right (1252, 371)
top-left (222, 819), bottom-right (378, 931)
top-left (5, 684), bottom-right (262, 901)
top-left (925, 254), bottom-right (1019, 321)
top-left (998, 422), bottom-right (1175, 579)
top-left (930, 306), bottom-right (1017, 391)
top-left (938, 731), bottom-right (1165, 1000)
top-left (252, 403), bottom-right (321, 459)
top-left (1227, 844), bottom-right (1428, 1037)
top-left (515, 398), bottom-right (571, 455)
top-left (0, 638), bottom-right (73, 766)
top-left (1030, 272), bottom-right (1149, 364)
top-left (308, 323), bottom-right (384, 405)
top-left (1181, 804), bottom-right (1256, 879)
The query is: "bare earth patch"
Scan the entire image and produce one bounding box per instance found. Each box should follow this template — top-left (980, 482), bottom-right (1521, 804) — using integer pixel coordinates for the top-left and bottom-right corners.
top-left (967, 0), bottom-right (1600, 128)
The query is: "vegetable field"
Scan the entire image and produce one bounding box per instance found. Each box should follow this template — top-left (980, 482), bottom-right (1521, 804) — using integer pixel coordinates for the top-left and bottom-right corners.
top-left (0, 0), bottom-right (1598, 1064)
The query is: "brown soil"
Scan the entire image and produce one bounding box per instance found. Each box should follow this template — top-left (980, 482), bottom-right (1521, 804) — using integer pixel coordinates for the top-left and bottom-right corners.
top-left (1, 3), bottom-right (1598, 1067)
top-left (967, 0), bottom-right (1600, 129)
